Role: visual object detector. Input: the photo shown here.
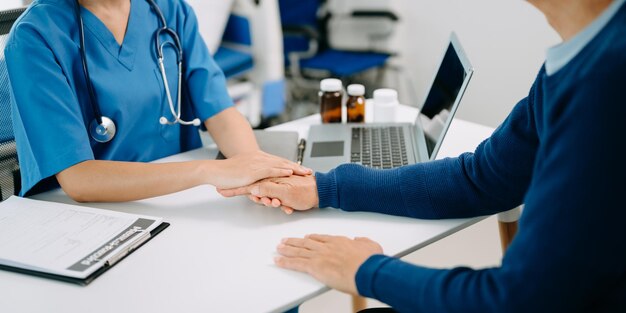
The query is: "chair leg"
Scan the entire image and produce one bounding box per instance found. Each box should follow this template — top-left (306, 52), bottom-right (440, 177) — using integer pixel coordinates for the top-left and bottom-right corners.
top-left (352, 295), bottom-right (368, 313)
top-left (497, 207), bottom-right (522, 252)
top-left (498, 220), bottom-right (518, 252)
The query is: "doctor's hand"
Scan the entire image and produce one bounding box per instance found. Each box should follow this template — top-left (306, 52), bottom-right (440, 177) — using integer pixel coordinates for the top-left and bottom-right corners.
top-left (208, 150), bottom-right (311, 189)
top-left (217, 174), bottom-right (319, 214)
top-left (275, 234), bottom-right (384, 295)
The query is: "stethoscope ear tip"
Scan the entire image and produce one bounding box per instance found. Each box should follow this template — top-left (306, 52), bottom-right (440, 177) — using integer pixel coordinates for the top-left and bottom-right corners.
top-left (192, 118), bottom-right (201, 127)
top-left (159, 117), bottom-right (168, 125)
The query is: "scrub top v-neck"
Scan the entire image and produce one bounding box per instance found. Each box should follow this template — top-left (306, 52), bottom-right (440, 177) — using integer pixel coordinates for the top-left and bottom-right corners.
top-left (5, 0), bottom-right (233, 196)
top-left (80, 0), bottom-right (140, 70)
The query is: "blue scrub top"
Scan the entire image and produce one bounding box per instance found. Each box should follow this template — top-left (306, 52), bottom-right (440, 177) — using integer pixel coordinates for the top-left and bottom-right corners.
top-left (5, 0), bottom-right (234, 196)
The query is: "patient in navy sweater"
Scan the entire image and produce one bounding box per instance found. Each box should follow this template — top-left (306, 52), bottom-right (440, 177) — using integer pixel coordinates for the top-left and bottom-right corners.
top-left (219, 0), bottom-right (626, 311)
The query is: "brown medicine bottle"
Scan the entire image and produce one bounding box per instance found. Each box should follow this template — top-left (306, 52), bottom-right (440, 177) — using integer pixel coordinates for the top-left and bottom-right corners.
top-left (346, 84), bottom-right (365, 123)
top-left (319, 78), bottom-right (343, 123)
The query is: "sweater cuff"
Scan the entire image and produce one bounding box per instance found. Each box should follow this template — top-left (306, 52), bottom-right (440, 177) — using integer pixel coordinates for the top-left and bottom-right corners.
top-left (315, 171), bottom-right (339, 208)
top-left (355, 254), bottom-right (394, 298)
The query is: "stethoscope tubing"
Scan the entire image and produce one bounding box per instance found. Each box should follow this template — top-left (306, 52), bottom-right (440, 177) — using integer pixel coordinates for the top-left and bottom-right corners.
top-left (75, 0), bottom-right (103, 125)
top-left (76, 0), bottom-right (199, 143)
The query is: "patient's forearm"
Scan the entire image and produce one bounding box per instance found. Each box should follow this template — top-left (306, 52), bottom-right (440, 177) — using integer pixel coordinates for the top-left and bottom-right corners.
top-left (56, 160), bottom-right (210, 203)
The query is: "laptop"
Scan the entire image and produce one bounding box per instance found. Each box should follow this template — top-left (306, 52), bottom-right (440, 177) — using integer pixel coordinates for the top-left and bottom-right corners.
top-left (303, 33), bottom-right (474, 172)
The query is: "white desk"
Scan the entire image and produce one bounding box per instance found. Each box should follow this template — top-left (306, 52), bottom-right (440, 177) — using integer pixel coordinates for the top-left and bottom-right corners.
top-left (0, 106), bottom-right (494, 313)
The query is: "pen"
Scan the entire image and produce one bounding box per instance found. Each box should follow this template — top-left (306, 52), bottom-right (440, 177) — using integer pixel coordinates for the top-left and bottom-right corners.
top-left (297, 139), bottom-right (306, 165)
top-left (105, 231), bottom-right (151, 267)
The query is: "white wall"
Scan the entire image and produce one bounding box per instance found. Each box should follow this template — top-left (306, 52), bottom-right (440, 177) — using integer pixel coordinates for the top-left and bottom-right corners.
top-left (0, 1), bottom-right (25, 11)
top-left (390, 0), bottom-right (560, 128)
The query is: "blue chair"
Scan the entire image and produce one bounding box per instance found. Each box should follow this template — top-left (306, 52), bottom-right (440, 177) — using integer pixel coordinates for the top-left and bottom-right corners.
top-left (210, 4), bottom-right (287, 124)
top-left (279, 0), bottom-right (395, 86)
top-left (214, 14), bottom-right (254, 79)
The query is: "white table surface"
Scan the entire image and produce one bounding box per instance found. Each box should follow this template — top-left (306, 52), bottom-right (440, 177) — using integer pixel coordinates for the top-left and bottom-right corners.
top-left (0, 106), bottom-right (494, 313)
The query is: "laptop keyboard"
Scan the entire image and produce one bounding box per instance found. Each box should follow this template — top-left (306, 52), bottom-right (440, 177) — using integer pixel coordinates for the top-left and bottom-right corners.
top-left (350, 127), bottom-right (409, 169)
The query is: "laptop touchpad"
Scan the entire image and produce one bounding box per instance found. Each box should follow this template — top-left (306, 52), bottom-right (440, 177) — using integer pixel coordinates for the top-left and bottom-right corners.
top-left (311, 141), bottom-right (344, 157)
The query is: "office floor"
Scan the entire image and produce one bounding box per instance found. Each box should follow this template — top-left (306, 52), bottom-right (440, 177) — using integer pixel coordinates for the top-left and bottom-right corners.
top-left (299, 215), bottom-right (503, 312)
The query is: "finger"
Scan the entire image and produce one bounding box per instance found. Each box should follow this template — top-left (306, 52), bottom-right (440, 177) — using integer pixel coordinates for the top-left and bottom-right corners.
top-left (277, 243), bottom-right (313, 258)
top-left (259, 196), bottom-right (273, 203)
top-left (354, 237), bottom-right (374, 242)
top-left (304, 234), bottom-right (336, 243)
top-left (267, 155), bottom-right (311, 176)
top-left (274, 256), bottom-right (310, 273)
top-left (259, 168), bottom-right (293, 180)
top-left (281, 237), bottom-right (322, 250)
top-left (292, 165), bottom-right (313, 176)
top-left (270, 198), bottom-right (282, 207)
top-left (217, 185), bottom-right (254, 197)
top-left (261, 197), bottom-right (272, 206)
top-left (248, 195), bottom-right (262, 204)
top-left (281, 206), bottom-right (294, 215)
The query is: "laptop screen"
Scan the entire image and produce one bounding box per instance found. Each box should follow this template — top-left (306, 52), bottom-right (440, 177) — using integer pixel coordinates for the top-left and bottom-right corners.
top-left (420, 37), bottom-right (472, 160)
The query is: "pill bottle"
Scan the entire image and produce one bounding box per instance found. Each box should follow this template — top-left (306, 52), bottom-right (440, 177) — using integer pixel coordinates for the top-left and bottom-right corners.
top-left (346, 84), bottom-right (366, 123)
top-left (373, 88), bottom-right (399, 123)
top-left (319, 78), bottom-right (343, 123)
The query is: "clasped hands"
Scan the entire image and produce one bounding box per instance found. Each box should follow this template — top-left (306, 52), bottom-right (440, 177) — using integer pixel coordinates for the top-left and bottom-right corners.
top-left (218, 173), bottom-right (318, 214)
top-left (217, 167), bottom-right (383, 296)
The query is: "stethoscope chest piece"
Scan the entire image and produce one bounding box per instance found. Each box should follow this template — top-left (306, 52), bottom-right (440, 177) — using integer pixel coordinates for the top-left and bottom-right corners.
top-left (89, 116), bottom-right (117, 143)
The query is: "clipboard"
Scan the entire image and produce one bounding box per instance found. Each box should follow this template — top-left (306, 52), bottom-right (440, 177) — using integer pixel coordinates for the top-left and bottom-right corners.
top-left (0, 197), bottom-right (170, 286)
top-left (0, 222), bottom-right (169, 286)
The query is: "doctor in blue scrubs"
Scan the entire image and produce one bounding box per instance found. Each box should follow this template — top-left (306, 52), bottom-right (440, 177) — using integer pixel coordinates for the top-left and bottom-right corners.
top-left (5, 0), bottom-right (310, 202)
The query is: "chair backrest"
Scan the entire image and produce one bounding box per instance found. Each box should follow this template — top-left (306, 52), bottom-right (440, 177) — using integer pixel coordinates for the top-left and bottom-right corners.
top-left (278, 0), bottom-right (326, 63)
top-left (278, 0), bottom-right (320, 28)
top-left (0, 7), bottom-right (25, 200)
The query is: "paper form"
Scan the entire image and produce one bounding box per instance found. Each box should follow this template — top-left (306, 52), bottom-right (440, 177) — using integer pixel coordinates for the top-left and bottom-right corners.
top-left (0, 197), bottom-right (162, 278)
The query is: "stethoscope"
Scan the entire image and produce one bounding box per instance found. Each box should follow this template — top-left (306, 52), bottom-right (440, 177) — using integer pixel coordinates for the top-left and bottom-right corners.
top-left (75, 0), bottom-right (200, 143)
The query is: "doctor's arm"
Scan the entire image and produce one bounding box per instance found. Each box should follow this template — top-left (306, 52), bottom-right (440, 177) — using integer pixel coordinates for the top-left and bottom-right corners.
top-left (54, 108), bottom-right (310, 203)
top-left (56, 154), bottom-right (308, 202)
top-left (203, 107), bottom-right (259, 157)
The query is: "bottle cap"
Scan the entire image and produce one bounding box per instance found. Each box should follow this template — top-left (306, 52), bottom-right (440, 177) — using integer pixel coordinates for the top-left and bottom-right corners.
top-left (373, 88), bottom-right (399, 105)
top-left (320, 78), bottom-right (343, 92)
top-left (347, 84), bottom-right (365, 96)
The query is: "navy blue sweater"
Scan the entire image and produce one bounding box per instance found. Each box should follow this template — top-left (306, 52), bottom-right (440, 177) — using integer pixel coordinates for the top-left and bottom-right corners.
top-left (315, 6), bottom-right (626, 313)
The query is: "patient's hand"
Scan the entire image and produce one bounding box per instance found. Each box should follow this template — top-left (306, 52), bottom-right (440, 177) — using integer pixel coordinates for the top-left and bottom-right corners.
top-left (275, 234), bottom-right (383, 295)
top-left (217, 175), bottom-right (318, 214)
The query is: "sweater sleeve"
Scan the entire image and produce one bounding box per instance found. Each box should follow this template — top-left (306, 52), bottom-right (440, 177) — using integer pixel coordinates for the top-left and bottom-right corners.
top-left (316, 86), bottom-right (539, 219)
top-left (352, 70), bottom-right (626, 312)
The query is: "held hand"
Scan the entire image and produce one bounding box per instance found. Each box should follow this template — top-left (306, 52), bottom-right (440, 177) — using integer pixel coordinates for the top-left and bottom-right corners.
top-left (210, 150), bottom-right (311, 189)
top-left (217, 175), bottom-right (319, 213)
top-left (275, 235), bottom-right (384, 295)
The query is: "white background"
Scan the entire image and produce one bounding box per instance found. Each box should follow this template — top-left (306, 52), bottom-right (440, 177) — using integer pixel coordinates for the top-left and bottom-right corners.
top-left (0, 1), bottom-right (24, 10)
top-left (388, 0), bottom-right (560, 127)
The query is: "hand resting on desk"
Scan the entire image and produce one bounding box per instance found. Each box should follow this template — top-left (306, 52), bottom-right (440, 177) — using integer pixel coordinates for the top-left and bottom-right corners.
top-left (275, 234), bottom-right (383, 295)
top-left (219, 174), bottom-right (386, 297)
